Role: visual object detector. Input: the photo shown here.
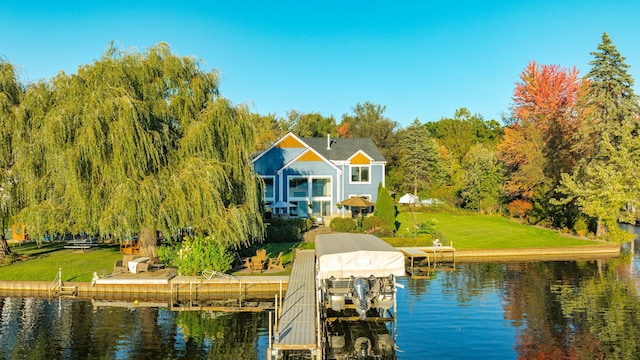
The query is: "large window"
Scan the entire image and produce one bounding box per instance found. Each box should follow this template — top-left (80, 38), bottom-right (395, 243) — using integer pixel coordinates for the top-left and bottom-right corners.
top-left (288, 178), bottom-right (309, 197)
top-left (351, 165), bottom-right (370, 183)
top-left (287, 176), bottom-right (332, 217)
top-left (312, 178), bottom-right (331, 197)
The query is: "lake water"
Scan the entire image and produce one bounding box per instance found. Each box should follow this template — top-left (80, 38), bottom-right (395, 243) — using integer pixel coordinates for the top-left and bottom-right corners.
top-left (2, 238), bottom-right (640, 359)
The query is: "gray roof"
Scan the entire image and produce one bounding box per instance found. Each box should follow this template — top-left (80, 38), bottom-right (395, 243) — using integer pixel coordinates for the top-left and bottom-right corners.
top-left (301, 137), bottom-right (386, 162)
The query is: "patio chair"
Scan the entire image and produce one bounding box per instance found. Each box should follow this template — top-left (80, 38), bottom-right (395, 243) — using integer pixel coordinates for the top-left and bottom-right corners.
top-left (250, 249), bottom-right (267, 272)
top-left (113, 259), bottom-right (127, 273)
top-left (136, 262), bottom-right (149, 273)
top-left (236, 252), bottom-right (251, 270)
top-left (267, 252), bottom-right (285, 271)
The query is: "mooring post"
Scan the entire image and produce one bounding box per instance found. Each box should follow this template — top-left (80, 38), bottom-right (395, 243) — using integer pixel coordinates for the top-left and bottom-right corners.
top-left (279, 280), bottom-right (283, 317)
top-left (274, 293), bottom-right (278, 330)
top-left (267, 311), bottom-right (273, 360)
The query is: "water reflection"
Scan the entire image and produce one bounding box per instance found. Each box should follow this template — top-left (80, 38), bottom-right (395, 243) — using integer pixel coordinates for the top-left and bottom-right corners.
top-left (0, 298), bottom-right (267, 360)
top-left (398, 250), bottom-right (640, 359)
top-left (2, 239), bottom-right (640, 358)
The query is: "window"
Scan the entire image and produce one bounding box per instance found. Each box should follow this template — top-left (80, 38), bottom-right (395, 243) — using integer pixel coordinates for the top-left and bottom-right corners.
top-left (312, 178), bottom-right (331, 197)
top-left (289, 178), bottom-right (309, 198)
top-left (262, 177), bottom-right (274, 201)
top-left (351, 165), bottom-right (370, 183)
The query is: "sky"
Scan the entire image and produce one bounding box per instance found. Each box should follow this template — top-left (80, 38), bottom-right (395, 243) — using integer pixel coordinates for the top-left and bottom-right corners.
top-left (2, 1), bottom-right (640, 128)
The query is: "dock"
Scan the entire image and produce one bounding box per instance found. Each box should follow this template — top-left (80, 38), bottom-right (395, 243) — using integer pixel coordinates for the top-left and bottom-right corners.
top-left (398, 246), bottom-right (456, 275)
top-left (270, 249), bottom-right (319, 359)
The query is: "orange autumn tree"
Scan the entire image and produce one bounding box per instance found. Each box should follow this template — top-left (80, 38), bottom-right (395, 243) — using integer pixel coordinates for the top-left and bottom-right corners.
top-left (499, 61), bottom-right (586, 225)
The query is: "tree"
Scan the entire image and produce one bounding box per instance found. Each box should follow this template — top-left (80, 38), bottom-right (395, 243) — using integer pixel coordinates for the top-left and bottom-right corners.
top-left (511, 61), bottom-right (584, 179)
top-left (460, 144), bottom-right (504, 214)
top-left (398, 119), bottom-right (446, 196)
top-left (501, 61), bottom-right (585, 226)
top-left (287, 110), bottom-right (337, 138)
top-left (427, 108), bottom-right (502, 162)
top-left (498, 123), bottom-right (547, 201)
top-left (339, 101), bottom-right (398, 151)
top-left (556, 33), bottom-right (640, 240)
top-left (374, 182), bottom-right (396, 233)
top-left (339, 101), bottom-right (402, 181)
top-left (250, 113), bottom-right (288, 153)
top-left (10, 43), bottom-right (263, 258)
top-left (0, 60), bottom-right (22, 260)
top-left (575, 32), bottom-right (639, 159)
top-left (555, 119), bottom-right (640, 242)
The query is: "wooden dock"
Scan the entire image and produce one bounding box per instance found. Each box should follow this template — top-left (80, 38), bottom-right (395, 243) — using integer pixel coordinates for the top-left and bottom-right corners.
top-left (270, 249), bottom-right (319, 358)
top-left (398, 246), bottom-right (456, 275)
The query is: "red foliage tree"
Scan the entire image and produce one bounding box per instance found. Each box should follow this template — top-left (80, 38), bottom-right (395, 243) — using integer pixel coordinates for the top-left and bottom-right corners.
top-left (500, 62), bottom-right (587, 208)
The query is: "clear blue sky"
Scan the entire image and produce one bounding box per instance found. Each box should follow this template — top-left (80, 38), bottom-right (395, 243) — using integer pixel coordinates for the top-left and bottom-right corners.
top-left (2, 1), bottom-right (640, 127)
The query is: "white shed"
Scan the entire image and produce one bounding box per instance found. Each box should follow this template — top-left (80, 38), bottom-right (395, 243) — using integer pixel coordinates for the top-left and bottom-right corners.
top-left (398, 193), bottom-right (420, 205)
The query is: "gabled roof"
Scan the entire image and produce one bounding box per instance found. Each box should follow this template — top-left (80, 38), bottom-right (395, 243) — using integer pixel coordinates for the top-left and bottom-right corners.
top-left (278, 147), bottom-right (342, 174)
top-left (251, 132), bottom-right (307, 164)
top-left (301, 137), bottom-right (386, 163)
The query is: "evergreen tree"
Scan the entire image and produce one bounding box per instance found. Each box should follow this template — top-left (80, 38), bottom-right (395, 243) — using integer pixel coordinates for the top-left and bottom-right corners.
top-left (576, 32), bottom-right (639, 158)
top-left (399, 119), bottom-right (446, 196)
top-left (556, 33), bottom-right (640, 240)
top-left (374, 182), bottom-right (396, 232)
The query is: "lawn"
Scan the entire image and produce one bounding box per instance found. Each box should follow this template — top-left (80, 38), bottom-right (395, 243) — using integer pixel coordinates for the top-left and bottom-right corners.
top-left (1, 242), bottom-right (123, 282)
top-left (0, 213), bottom-right (613, 281)
top-left (393, 212), bottom-right (611, 249)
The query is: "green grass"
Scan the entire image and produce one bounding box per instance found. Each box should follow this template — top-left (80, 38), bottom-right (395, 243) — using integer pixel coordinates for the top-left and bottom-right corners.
top-left (394, 212), bottom-right (610, 249)
top-left (0, 243), bottom-right (123, 282)
top-left (0, 213), bottom-right (612, 281)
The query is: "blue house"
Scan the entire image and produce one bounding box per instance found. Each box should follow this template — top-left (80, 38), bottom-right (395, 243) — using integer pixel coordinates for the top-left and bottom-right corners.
top-left (252, 133), bottom-right (387, 220)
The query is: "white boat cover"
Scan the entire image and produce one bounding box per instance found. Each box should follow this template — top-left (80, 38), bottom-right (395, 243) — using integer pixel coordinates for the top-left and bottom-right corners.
top-left (315, 233), bottom-right (406, 279)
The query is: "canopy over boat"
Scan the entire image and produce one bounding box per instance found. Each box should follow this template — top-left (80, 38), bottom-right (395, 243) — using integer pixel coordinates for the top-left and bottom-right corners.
top-left (315, 233), bottom-right (406, 279)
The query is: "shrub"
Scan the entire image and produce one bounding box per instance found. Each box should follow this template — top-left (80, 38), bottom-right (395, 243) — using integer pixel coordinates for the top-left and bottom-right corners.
top-left (265, 224), bottom-right (301, 243)
top-left (374, 183), bottom-right (396, 231)
top-left (573, 216), bottom-right (589, 237)
top-left (416, 220), bottom-right (437, 235)
top-left (157, 235), bottom-right (235, 275)
top-left (362, 215), bottom-right (394, 237)
top-left (508, 199), bottom-right (533, 218)
top-left (263, 218), bottom-right (311, 243)
top-left (330, 217), bottom-right (358, 233)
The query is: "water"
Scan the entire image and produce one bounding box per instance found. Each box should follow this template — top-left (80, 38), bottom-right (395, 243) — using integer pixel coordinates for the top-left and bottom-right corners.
top-left (2, 243), bottom-right (640, 359)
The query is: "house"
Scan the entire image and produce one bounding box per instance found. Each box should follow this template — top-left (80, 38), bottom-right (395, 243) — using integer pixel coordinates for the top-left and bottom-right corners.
top-left (252, 133), bottom-right (387, 220)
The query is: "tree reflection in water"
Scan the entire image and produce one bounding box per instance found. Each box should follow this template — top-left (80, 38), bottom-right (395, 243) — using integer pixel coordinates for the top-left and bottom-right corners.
top-left (0, 298), bottom-right (265, 360)
top-left (400, 254), bottom-right (640, 359)
top-left (3, 251), bottom-right (640, 359)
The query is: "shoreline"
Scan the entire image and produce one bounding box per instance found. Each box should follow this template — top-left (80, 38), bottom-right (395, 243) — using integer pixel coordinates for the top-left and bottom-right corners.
top-left (454, 244), bottom-right (621, 262)
top-left (0, 244), bottom-right (621, 299)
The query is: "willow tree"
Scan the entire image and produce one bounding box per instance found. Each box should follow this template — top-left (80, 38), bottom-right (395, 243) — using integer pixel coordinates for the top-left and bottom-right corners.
top-left (0, 60), bottom-right (22, 259)
top-left (12, 43), bottom-right (263, 258)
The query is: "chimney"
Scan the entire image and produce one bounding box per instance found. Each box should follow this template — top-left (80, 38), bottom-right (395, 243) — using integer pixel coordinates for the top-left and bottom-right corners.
top-left (326, 133), bottom-right (331, 150)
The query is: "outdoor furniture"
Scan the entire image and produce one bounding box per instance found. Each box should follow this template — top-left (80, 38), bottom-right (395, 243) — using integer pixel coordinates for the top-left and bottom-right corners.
top-left (127, 256), bottom-right (150, 273)
top-left (136, 262), bottom-right (149, 273)
top-left (201, 269), bottom-right (238, 281)
top-left (236, 252), bottom-right (251, 270)
top-left (267, 252), bottom-right (285, 271)
top-left (113, 259), bottom-right (127, 273)
top-left (250, 249), bottom-right (267, 272)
